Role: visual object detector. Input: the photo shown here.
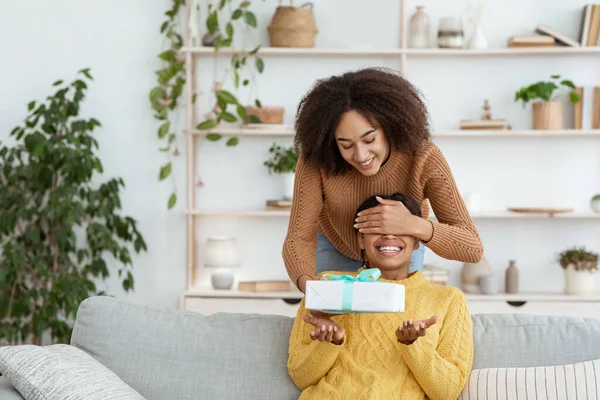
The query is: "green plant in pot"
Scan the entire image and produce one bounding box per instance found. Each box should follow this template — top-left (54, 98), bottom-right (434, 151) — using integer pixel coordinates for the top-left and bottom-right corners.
top-left (515, 74), bottom-right (580, 130)
top-left (557, 246), bottom-right (598, 295)
top-left (0, 70), bottom-right (147, 345)
top-left (264, 143), bottom-right (297, 200)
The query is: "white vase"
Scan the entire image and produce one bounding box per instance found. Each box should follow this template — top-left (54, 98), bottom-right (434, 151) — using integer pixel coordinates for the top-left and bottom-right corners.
top-left (564, 265), bottom-right (596, 295)
top-left (468, 26), bottom-right (488, 49)
top-left (281, 172), bottom-right (295, 200)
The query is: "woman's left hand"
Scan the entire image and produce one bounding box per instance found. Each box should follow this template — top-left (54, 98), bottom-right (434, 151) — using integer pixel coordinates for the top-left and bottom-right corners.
top-left (354, 196), bottom-right (417, 236)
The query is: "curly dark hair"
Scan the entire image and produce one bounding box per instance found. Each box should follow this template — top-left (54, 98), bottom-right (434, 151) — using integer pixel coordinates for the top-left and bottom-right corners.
top-left (355, 193), bottom-right (422, 234)
top-left (294, 67), bottom-right (430, 175)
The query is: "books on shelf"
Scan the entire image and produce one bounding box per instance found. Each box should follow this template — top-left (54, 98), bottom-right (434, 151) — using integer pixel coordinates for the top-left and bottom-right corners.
top-left (507, 35), bottom-right (555, 47)
top-left (238, 280), bottom-right (292, 292)
top-left (574, 86), bottom-right (600, 130)
top-left (459, 119), bottom-right (511, 130)
top-left (580, 4), bottom-right (600, 46)
top-left (422, 265), bottom-right (449, 286)
top-left (266, 199), bottom-right (292, 210)
top-left (535, 25), bottom-right (581, 47)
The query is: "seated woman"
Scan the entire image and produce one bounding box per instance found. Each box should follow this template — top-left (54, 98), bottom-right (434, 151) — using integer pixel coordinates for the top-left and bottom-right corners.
top-left (287, 193), bottom-right (473, 400)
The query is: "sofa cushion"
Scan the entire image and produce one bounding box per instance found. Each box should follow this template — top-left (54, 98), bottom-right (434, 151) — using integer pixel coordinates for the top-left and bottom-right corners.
top-left (472, 314), bottom-right (600, 369)
top-left (71, 296), bottom-right (300, 400)
top-left (459, 358), bottom-right (600, 399)
top-left (0, 344), bottom-right (144, 400)
top-left (0, 376), bottom-right (24, 400)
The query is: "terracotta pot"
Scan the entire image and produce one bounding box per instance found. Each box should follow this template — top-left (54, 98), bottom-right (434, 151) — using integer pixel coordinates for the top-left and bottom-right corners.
top-left (532, 101), bottom-right (563, 130)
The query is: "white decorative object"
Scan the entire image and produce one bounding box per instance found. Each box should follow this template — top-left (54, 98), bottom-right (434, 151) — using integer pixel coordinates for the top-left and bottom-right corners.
top-left (281, 172), bottom-right (295, 200)
top-left (564, 264), bottom-right (596, 295)
top-left (408, 6), bottom-right (430, 49)
top-left (591, 194), bottom-right (600, 213)
top-left (461, 256), bottom-right (492, 293)
top-left (204, 237), bottom-right (240, 290)
top-left (467, 0), bottom-right (488, 49)
top-left (437, 17), bottom-right (465, 49)
top-left (462, 192), bottom-right (481, 212)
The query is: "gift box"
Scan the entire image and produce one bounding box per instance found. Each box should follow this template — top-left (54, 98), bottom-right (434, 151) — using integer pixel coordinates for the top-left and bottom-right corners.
top-left (305, 268), bottom-right (405, 314)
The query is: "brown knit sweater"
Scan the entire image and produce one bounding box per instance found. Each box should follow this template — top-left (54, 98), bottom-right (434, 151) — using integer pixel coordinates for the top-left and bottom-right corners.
top-left (282, 140), bottom-right (483, 286)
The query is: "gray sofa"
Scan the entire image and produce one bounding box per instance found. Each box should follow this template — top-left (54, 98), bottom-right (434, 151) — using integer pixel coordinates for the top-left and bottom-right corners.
top-left (2, 296), bottom-right (600, 399)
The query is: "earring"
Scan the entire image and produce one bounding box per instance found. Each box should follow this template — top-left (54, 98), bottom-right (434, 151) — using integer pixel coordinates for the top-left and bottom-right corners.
top-left (361, 249), bottom-right (370, 268)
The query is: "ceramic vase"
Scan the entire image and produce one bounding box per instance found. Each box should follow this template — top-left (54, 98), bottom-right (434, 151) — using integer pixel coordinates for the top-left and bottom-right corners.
top-left (461, 256), bottom-right (492, 293)
top-left (409, 6), bottom-right (430, 48)
top-left (281, 172), bottom-right (295, 200)
top-left (564, 265), bottom-right (596, 295)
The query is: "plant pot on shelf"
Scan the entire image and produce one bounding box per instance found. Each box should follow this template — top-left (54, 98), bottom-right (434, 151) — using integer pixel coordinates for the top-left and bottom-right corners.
top-left (245, 106), bottom-right (285, 125)
top-left (533, 101), bottom-right (563, 130)
top-left (564, 265), bottom-right (596, 295)
top-left (268, 2), bottom-right (318, 48)
top-left (281, 172), bottom-right (295, 200)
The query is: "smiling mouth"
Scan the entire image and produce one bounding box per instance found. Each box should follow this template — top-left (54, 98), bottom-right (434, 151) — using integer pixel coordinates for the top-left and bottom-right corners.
top-left (376, 245), bottom-right (404, 256)
top-left (358, 157), bottom-right (374, 169)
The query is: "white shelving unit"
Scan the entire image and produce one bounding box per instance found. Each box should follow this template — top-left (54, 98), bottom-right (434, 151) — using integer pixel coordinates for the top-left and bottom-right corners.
top-left (180, 0), bottom-right (600, 312)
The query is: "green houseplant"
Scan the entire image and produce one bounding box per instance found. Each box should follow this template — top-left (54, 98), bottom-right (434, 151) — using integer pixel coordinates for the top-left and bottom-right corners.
top-left (0, 69), bottom-right (147, 345)
top-left (264, 143), bottom-right (297, 200)
top-left (557, 246), bottom-right (598, 295)
top-left (515, 74), bottom-right (580, 130)
top-left (151, 0), bottom-right (265, 210)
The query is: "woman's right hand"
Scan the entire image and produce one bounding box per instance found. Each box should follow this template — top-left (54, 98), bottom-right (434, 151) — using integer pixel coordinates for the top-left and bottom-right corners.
top-left (302, 314), bottom-right (345, 345)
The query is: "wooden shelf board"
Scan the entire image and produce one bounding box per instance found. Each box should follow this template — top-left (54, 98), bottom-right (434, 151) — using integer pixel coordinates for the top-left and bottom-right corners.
top-left (188, 209), bottom-right (600, 218)
top-left (182, 46), bottom-right (600, 57)
top-left (189, 128), bottom-right (600, 138)
top-left (183, 287), bottom-right (600, 302)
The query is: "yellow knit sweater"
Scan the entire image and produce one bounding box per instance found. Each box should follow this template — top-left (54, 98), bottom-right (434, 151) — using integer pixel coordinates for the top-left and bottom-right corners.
top-left (287, 271), bottom-right (473, 400)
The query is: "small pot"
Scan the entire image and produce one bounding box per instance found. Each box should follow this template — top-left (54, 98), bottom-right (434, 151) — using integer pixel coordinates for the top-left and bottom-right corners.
top-left (281, 172), bottom-right (295, 200)
top-left (564, 264), bottom-right (596, 295)
top-left (533, 101), bottom-right (563, 130)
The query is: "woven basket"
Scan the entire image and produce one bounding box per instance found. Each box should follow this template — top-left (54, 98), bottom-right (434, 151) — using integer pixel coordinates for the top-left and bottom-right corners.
top-left (268, 1), bottom-right (318, 48)
top-left (244, 106), bottom-right (285, 125)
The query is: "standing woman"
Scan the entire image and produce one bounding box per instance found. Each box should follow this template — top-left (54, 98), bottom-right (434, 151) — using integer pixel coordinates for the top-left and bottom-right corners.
top-left (283, 67), bottom-right (483, 292)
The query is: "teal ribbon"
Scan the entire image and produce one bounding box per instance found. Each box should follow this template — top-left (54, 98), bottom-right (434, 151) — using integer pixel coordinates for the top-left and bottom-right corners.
top-left (321, 268), bottom-right (381, 313)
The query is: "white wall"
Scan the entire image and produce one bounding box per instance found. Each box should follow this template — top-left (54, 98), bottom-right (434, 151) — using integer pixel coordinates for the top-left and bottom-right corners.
top-left (1, 0), bottom-right (598, 309)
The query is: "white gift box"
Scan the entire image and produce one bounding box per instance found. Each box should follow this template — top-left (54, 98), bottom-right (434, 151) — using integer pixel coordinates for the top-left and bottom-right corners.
top-left (305, 279), bottom-right (405, 314)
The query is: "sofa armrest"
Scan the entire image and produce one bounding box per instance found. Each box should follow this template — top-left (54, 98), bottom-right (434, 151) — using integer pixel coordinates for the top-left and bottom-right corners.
top-left (0, 376), bottom-right (24, 399)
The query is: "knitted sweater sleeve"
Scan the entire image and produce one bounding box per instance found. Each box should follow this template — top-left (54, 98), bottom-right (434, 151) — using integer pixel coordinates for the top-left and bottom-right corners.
top-left (282, 154), bottom-right (324, 287)
top-left (422, 144), bottom-right (484, 263)
top-left (398, 288), bottom-right (474, 399)
top-left (287, 300), bottom-right (345, 390)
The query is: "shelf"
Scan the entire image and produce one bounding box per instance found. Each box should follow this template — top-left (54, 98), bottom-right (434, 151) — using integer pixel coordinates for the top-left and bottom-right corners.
top-left (182, 46), bottom-right (600, 57)
top-left (188, 209), bottom-right (600, 219)
top-left (184, 288), bottom-right (600, 303)
top-left (184, 287), bottom-right (303, 300)
top-left (190, 128), bottom-right (600, 138)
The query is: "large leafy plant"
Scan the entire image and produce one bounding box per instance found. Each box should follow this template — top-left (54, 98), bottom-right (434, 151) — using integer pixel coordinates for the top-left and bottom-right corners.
top-left (263, 143), bottom-right (298, 174)
top-left (558, 246), bottom-right (598, 272)
top-left (151, 0), bottom-right (264, 210)
top-left (0, 69), bottom-right (147, 345)
top-left (515, 74), bottom-right (580, 106)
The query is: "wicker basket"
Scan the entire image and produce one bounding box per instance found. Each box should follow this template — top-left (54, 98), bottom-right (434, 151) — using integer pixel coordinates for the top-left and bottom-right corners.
top-left (244, 106), bottom-right (285, 125)
top-left (268, 1), bottom-right (318, 48)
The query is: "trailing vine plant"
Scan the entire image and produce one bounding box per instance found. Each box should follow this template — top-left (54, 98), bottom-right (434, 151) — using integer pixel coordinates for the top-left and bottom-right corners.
top-left (151, 0), bottom-right (264, 210)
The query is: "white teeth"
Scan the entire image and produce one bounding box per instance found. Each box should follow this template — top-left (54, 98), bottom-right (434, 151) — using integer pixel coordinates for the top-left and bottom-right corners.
top-left (360, 158), bottom-right (373, 166)
top-left (377, 246), bottom-right (401, 253)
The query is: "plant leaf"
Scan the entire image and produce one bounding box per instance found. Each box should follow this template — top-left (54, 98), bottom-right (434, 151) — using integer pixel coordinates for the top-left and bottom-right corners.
top-left (232, 9), bottom-right (243, 20)
top-left (255, 58), bottom-right (264, 73)
top-left (217, 90), bottom-right (238, 104)
top-left (551, 74), bottom-right (560, 79)
top-left (570, 91), bottom-right (581, 103)
top-left (206, 133), bottom-right (223, 141)
top-left (28, 101), bottom-right (36, 111)
top-left (233, 71), bottom-right (240, 88)
top-left (53, 80), bottom-right (64, 86)
top-left (159, 163), bottom-right (172, 180)
top-left (168, 193), bottom-right (177, 209)
top-left (248, 45), bottom-right (261, 55)
top-left (158, 121), bottom-right (170, 139)
top-left (244, 11), bottom-right (257, 28)
top-left (226, 22), bottom-right (234, 38)
top-left (236, 105), bottom-right (247, 119)
top-left (221, 112), bottom-right (238, 122)
top-left (240, 1), bottom-right (251, 8)
top-left (196, 119), bottom-right (218, 130)
top-left (249, 115), bottom-right (261, 124)
top-left (255, 99), bottom-right (262, 108)
top-left (207, 11), bottom-right (219, 34)
top-left (560, 80), bottom-right (575, 89)
top-left (160, 21), bottom-right (169, 33)
top-left (79, 68), bottom-right (93, 80)
top-left (243, 79), bottom-right (249, 86)
top-left (158, 50), bottom-right (176, 62)
top-left (226, 137), bottom-right (240, 146)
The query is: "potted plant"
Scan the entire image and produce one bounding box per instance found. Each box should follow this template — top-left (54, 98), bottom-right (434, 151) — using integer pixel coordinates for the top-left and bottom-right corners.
top-left (263, 143), bottom-right (298, 200)
top-left (515, 74), bottom-right (580, 130)
top-left (0, 70), bottom-right (147, 345)
top-left (557, 246), bottom-right (598, 295)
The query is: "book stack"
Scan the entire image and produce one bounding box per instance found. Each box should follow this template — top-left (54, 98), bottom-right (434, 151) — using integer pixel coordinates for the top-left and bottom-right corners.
top-left (238, 280), bottom-right (292, 292)
top-left (459, 119), bottom-right (511, 130)
top-left (421, 265), bottom-right (450, 286)
top-left (265, 199), bottom-right (292, 210)
top-left (507, 35), bottom-right (555, 48)
top-left (574, 86), bottom-right (600, 130)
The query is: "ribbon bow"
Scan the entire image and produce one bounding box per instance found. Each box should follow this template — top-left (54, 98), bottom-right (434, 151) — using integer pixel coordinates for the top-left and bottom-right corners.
top-left (321, 268), bottom-right (381, 313)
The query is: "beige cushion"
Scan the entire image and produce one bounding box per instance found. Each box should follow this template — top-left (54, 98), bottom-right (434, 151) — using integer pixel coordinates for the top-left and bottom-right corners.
top-left (459, 358), bottom-right (600, 399)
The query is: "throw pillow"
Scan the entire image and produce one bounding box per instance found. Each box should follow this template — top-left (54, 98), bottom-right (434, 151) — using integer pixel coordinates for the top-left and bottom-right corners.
top-left (459, 358), bottom-right (600, 399)
top-left (0, 344), bottom-right (144, 400)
